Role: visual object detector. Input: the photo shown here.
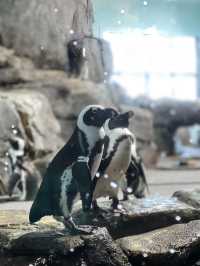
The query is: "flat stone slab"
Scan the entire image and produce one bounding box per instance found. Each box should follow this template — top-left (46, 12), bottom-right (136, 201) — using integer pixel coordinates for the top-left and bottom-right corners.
top-left (117, 220), bottom-right (200, 266)
top-left (0, 225), bottom-right (130, 266)
top-left (173, 189), bottom-right (200, 209)
top-left (74, 196), bottom-right (200, 239)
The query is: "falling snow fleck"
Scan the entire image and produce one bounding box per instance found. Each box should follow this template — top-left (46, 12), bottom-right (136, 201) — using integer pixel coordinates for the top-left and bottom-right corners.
top-left (69, 248), bottom-right (75, 252)
top-left (85, 193), bottom-right (90, 199)
top-left (170, 109), bottom-right (176, 116)
top-left (117, 20), bottom-right (122, 25)
top-left (12, 129), bottom-right (18, 135)
top-left (175, 215), bottom-right (181, 222)
top-left (69, 29), bottom-right (74, 35)
top-left (54, 7), bottom-right (59, 12)
top-left (104, 174), bottom-right (109, 179)
top-left (110, 181), bottom-right (118, 188)
top-left (143, 253), bottom-right (148, 258)
top-left (73, 41), bottom-right (78, 46)
top-left (169, 248), bottom-right (176, 254)
top-left (117, 204), bottom-right (123, 210)
top-left (40, 45), bottom-right (45, 51)
top-left (104, 71), bottom-right (108, 76)
top-left (11, 124), bottom-right (16, 129)
top-left (96, 172), bottom-right (100, 178)
top-left (120, 9), bottom-right (125, 14)
top-left (143, 1), bottom-right (148, 6)
top-left (83, 47), bottom-right (86, 57)
top-left (127, 187), bottom-right (133, 193)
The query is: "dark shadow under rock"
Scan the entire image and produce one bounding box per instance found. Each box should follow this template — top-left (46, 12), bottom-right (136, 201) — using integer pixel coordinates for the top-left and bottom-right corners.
top-left (117, 220), bottom-right (200, 266)
top-left (73, 196), bottom-right (200, 239)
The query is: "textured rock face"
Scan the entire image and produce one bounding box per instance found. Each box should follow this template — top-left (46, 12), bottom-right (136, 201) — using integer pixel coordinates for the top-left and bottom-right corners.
top-left (174, 189), bottom-right (200, 209)
top-left (0, 45), bottom-right (115, 140)
top-left (74, 196), bottom-right (200, 239)
top-left (1, 196), bottom-right (200, 265)
top-left (117, 220), bottom-right (200, 266)
top-left (0, 0), bottom-right (113, 82)
top-left (0, 90), bottom-right (63, 157)
top-left (0, 0), bottom-right (93, 68)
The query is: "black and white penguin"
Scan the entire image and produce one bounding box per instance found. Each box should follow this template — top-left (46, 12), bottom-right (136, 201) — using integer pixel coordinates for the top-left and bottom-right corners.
top-left (29, 105), bottom-right (116, 234)
top-left (92, 110), bottom-right (135, 210)
top-left (123, 155), bottom-right (149, 200)
top-left (92, 110), bottom-right (149, 210)
top-left (6, 127), bottom-right (27, 200)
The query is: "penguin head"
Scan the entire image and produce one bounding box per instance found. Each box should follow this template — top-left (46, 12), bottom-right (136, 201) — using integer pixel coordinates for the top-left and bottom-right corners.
top-left (77, 105), bottom-right (118, 129)
top-left (108, 110), bottom-right (134, 129)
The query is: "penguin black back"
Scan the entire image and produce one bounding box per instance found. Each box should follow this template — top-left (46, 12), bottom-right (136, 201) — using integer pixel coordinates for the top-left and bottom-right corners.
top-left (29, 105), bottom-right (116, 224)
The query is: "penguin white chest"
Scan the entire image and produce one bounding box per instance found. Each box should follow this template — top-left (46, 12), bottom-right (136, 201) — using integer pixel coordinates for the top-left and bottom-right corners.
top-left (60, 167), bottom-right (73, 217)
top-left (107, 138), bottom-right (132, 175)
top-left (93, 137), bottom-right (132, 199)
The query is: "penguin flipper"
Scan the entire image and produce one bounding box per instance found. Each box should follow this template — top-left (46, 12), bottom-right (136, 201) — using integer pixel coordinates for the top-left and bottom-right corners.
top-left (29, 177), bottom-right (53, 224)
top-left (72, 159), bottom-right (93, 211)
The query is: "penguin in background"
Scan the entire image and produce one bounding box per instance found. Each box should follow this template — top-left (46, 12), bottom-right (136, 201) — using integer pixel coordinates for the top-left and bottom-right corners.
top-left (92, 110), bottom-right (148, 211)
top-left (29, 105), bottom-right (116, 234)
top-left (123, 155), bottom-right (149, 200)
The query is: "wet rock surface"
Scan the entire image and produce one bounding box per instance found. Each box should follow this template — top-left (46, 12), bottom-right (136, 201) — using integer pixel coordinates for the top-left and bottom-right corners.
top-left (74, 196), bottom-right (200, 239)
top-left (173, 189), bottom-right (200, 209)
top-left (0, 211), bottom-right (130, 266)
top-left (1, 196), bottom-right (200, 265)
top-left (117, 220), bottom-right (200, 266)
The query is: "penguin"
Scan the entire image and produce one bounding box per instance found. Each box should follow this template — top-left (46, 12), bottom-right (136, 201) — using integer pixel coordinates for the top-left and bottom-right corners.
top-left (29, 105), bottom-right (116, 234)
top-left (123, 155), bottom-right (149, 200)
top-left (92, 110), bottom-right (148, 211)
top-left (92, 110), bottom-right (135, 210)
top-left (6, 127), bottom-right (27, 200)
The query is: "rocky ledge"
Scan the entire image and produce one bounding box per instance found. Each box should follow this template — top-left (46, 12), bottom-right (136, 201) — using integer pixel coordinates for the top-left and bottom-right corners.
top-left (1, 194), bottom-right (200, 265)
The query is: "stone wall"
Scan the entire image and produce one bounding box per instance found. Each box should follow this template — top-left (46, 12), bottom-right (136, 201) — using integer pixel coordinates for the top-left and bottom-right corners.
top-left (0, 0), bottom-right (113, 82)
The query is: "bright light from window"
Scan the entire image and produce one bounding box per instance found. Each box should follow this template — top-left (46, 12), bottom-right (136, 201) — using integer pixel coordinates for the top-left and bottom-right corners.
top-left (104, 29), bottom-right (197, 100)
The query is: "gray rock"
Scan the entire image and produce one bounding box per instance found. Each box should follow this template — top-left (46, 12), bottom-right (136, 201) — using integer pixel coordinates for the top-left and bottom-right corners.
top-left (0, 90), bottom-right (63, 157)
top-left (117, 220), bottom-right (200, 266)
top-left (0, 0), bottom-right (92, 68)
top-left (12, 77), bottom-right (115, 140)
top-left (173, 189), bottom-right (200, 209)
top-left (0, 1), bottom-right (112, 82)
top-left (74, 196), bottom-right (200, 239)
top-left (0, 211), bottom-right (130, 266)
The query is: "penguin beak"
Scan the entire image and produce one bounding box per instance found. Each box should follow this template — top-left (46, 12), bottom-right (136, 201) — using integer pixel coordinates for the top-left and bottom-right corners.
top-left (127, 110), bottom-right (134, 119)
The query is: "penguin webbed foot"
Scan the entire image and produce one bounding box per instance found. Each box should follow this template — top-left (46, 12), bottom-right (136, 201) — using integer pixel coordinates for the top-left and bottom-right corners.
top-left (111, 197), bottom-right (127, 214)
top-left (64, 217), bottom-right (96, 235)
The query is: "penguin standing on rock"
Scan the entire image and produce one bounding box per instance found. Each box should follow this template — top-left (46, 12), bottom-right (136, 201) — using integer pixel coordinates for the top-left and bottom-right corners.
top-left (92, 110), bottom-right (135, 210)
top-left (123, 155), bottom-right (149, 200)
top-left (92, 110), bottom-right (148, 211)
top-left (29, 105), bottom-right (116, 234)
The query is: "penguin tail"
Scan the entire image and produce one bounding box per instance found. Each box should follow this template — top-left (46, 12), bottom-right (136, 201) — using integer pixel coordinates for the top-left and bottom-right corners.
top-left (29, 179), bottom-right (53, 224)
